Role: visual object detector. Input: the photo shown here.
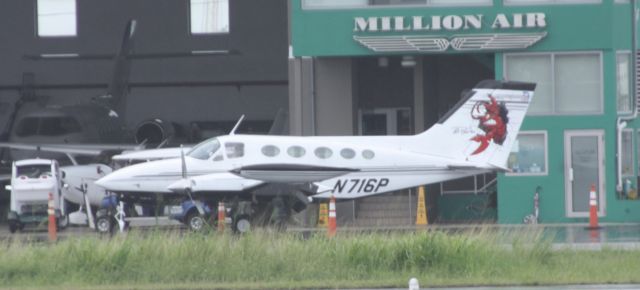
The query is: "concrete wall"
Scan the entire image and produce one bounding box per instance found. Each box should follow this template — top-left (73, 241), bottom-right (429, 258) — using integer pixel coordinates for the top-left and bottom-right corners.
top-left (289, 57), bottom-right (355, 136)
top-left (315, 58), bottom-right (355, 136)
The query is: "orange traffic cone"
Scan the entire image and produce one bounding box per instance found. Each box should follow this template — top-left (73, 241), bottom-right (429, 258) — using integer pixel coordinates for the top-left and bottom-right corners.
top-left (218, 201), bottom-right (225, 232)
top-left (328, 195), bottom-right (337, 237)
top-left (48, 192), bottom-right (57, 242)
top-left (588, 184), bottom-right (601, 230)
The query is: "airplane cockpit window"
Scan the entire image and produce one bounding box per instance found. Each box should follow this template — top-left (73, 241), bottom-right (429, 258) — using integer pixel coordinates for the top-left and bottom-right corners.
top-left (340, 148), bottom-right (356, 159)
top-left (261, 145), bottom-right (280, 157)
top-left (314, 147), bottom-right (332, 159)
top-left (16, 164), bottom-right (52, 179)
top-left (362, 150), bottom-right (375, 160)
top-left (187, 138), bottom-right (221, 160)
top-left (287, 146), bottom-right (306, 158)
top-left (225, 142), bottom-right (245, 159)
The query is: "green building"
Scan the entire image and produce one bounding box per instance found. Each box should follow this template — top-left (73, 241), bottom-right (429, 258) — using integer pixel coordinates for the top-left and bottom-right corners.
top-left (289, 0), bottom-right (640, 224)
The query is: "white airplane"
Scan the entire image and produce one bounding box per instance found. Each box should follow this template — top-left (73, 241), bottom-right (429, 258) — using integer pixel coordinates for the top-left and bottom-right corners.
top-left (96, 80), bottom-right (535, 232)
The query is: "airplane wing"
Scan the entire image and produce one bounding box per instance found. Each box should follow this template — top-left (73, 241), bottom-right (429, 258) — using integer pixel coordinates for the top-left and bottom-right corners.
top-left (231, 164), bottom-right (358, 183)
top-left (113, 147), bottom-right (191, 162)
top-left (0, 142), bottom-right (143, 156)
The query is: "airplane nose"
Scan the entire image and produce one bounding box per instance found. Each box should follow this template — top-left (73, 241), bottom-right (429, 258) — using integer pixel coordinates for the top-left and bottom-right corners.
top-left (94, 163), bottom-right (144, 190)
top-left (94, 158), bottom-right (185, 193)
top-left (95, 171), bottom-right (120, 190)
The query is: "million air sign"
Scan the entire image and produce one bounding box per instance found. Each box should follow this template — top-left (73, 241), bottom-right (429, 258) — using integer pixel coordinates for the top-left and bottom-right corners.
top-left (352, 13), bottom-right (547, 53)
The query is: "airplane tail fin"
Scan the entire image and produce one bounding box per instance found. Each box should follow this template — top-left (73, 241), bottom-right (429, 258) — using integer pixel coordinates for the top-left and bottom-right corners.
top-left (268, 108), bottom-right (289, 135)
top-left (103, 19), bottom-right (137, 110)
top-left (413, 80), bottom-right (536, 169)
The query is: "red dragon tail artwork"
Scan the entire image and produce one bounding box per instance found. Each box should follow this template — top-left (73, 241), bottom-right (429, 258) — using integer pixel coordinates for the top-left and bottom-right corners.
top-left (470, 95), bottom-right (509, 155)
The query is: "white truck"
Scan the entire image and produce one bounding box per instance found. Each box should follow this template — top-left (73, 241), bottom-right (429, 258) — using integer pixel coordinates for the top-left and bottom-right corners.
top-left (5, 159), bottom-right (67, 233)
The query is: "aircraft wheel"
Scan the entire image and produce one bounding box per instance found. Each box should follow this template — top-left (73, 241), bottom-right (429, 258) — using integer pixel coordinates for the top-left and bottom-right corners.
top-left (186, 212), bottom-right (205, 232)
top-left (8, 222), bottom-right (19, 234)
top-left (96, 216), bottom-right (113, 234)
top-left (233, 215), bottom-right (251, 234)
top-left (57, 215), bottom-right (69, 230)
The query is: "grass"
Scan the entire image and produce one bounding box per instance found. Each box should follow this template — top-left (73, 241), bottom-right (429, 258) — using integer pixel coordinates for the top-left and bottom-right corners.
top-left (0, 227), bottom-right (639, 289)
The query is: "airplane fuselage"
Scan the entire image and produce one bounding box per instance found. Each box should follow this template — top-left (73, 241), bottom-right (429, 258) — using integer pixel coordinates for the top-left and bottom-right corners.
top-left (97, 134), bottom-right (488, 199)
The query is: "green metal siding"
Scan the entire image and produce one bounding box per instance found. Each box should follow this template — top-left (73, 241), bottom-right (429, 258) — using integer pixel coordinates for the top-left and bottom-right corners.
top-left (292, 1), bottom-right (631, 56)
top-left (291, 0), bottom-right (640, 223)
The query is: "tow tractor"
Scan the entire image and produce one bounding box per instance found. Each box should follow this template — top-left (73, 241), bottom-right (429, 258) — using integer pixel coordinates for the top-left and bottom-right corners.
top-left (5, 159), bottom-right (67, 233)
top-left (92, 193), bottom-right (267, 234)
top-left (93, 195), bottom-right (218, 233)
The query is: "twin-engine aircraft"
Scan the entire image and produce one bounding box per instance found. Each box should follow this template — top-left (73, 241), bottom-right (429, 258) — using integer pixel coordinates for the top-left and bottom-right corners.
top-left (96, 80), bottom-right (535, 230)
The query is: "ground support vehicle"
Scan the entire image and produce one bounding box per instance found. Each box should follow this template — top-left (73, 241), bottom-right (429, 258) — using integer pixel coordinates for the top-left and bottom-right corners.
top-left (6, 159), bottom-right (67, 233)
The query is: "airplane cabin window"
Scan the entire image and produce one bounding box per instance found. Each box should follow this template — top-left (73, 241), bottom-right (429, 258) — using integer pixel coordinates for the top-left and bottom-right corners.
top-left (188, 138), bottom-right (221, 160)
top-left (261, 145), bottom-right (280, 157)
top-left (40, 117), bottom-right (82, 136)
top-left (340, 148), bottom-right (356, 159)
top-left (314, 147), bottom-right (333, 159)
top-left (15, 118), bottom-right (39, 137)
top-left (362, 150), bottom-right (375, 160)
top-left (226, 142), bottom-right (245, 159)
top-left (287, 146), bottom-right (306, 158)
top-left (15, 116), bottom-right (82, 137)
top-left (59, 117), bottom-right (82, 133)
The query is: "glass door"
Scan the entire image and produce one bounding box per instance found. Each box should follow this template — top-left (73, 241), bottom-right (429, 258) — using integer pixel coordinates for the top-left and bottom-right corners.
top-left (358, 108), bottom-right (412, 136)
top-left (564, 130), bottom-right (605, 217)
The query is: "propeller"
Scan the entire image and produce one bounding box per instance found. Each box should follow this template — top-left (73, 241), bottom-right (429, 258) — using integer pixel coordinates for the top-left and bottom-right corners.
top-left (180, 145), bottom-right (204, 215)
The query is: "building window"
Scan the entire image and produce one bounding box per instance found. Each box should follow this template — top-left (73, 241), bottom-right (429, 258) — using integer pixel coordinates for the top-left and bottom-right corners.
top-left (506, 131), bottom-right (548, 176)
top-left (622, 129), bottom-right (634, 176)
top-left (225, 142), bottom-right (244, 159)
top-left (617, 52), bottom-right (633, 114)
top-left (37, 0), bottom-right (77, 37)
top-left (190, 0), bottom-right (229, 34)
top-left (314, 147), bottom-right (333, 159)
top-left (504, 0), bottom-right (601, 5)
top-left (504, 53), bottom-right (602, 115)
top-left (302, 0), bottom-right (490, 9)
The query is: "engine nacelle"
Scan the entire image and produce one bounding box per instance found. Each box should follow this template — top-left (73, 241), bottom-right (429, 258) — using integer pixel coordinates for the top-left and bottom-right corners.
top-left (135, 119), bottom-right (180, 145)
